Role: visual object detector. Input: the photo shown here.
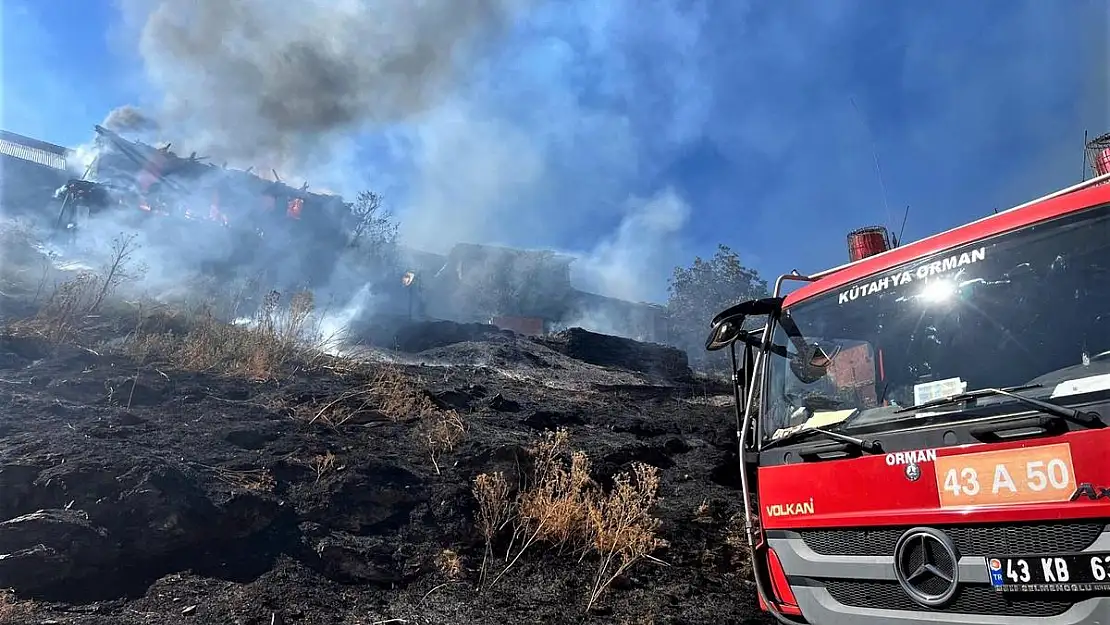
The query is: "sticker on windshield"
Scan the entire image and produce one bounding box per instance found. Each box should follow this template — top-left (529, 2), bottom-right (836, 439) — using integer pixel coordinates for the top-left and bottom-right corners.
top-left (1051, 373), bottom-right (1110, 399)
top-left (771, 409), bottom-right (858, 440)
top-left (913, 377), bottom-right (967, 407)
top-left (837, 247), bottom-right (986, 305)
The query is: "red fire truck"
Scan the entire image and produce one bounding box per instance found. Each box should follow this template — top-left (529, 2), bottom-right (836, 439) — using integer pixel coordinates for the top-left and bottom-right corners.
top-left (706, 153), bottom-right (1110, 623)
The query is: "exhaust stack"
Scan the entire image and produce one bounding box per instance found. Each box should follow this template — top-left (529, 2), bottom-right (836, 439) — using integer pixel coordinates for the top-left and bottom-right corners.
top-left (847, 226), bottom-right (891, 262)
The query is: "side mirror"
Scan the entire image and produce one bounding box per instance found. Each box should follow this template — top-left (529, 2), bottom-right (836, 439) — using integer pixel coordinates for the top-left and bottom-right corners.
top-left (704, 296), bottom-right (784, 352)
top-left (705, 315), bottom-right (745, 351)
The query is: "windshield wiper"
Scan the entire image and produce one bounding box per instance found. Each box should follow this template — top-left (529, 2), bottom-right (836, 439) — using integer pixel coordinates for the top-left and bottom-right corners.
top-left (765, 426), bottom-right (884, 454)
top-left (894, 384), bottom-right (1041, 413)
top-left (895, 385), bottom-right (1106, 428)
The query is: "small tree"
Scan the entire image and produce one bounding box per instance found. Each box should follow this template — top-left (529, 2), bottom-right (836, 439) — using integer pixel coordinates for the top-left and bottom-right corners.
top-left (347, 190), bottom-right (399, 271)
top-left (667, 244), bottom-right (769, 371)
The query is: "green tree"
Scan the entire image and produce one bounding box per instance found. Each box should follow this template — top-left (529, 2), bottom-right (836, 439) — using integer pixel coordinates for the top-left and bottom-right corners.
top-left (667, 244), bottom-right (769, 371)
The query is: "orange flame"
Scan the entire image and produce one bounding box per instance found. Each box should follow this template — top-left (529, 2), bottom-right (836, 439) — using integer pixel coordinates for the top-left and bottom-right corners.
top-left (287, 197), bottom-right (304, 219)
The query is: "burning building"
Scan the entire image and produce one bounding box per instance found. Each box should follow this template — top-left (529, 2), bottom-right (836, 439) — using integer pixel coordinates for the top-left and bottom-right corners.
top-left (46, 124), bottom-right (354, 288)
top-left (4, 126), bottom-right (671, 346)
top-left (391, 242), bottom-right (671, 344)
top-left (425, 243), bottom-right (575, 325)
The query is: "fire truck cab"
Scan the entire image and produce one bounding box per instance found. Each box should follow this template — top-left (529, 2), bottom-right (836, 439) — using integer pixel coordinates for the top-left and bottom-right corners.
top-left (708, 171), bottom-right (1110, 624)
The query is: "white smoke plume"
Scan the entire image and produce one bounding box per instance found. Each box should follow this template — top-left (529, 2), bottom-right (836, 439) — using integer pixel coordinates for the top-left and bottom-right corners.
top-left (571, 188), bottom-right (690, 303)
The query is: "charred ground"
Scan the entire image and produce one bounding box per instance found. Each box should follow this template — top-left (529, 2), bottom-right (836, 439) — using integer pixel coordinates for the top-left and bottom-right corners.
top-left (0, 233), bottom-right (768, 625)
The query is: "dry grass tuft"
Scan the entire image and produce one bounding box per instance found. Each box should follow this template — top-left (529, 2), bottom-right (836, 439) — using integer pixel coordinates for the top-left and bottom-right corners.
top-left (436, 549), bottom-right (464, 580)
top-left (17, 270), bottom-right (102, 343)
top-left (199, 464), bottom-right (276, 493)
top-left (308, 365), bottom-right (436, 427)
top-left (305, 364), bottom-right (468, 473)
top-left (475, 428), bottom-right (665, 610)
top-left (694, 498), bottom-right (711, 520)
top-left (311, 452), bottom-right (338, 485)
top-left (129, 289), bottom-right (330, 381)
top-left (724, 511), bottom-right (753, 579)
top-left (298, 365), bottom-right (471, 473)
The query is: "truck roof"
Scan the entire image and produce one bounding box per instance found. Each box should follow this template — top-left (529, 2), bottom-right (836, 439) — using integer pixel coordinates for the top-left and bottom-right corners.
top-left (782, 173), bottom-right (1110, 308)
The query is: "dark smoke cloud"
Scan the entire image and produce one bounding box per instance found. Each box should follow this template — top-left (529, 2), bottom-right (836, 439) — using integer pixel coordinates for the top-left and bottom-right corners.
top-left (114, 0), bottom-right (533, 169)
top-left (101, 105), bottom-right (160, 135)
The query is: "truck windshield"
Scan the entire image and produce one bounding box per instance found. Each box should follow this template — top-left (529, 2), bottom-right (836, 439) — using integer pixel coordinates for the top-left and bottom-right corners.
top-left (761, 200), bottom-right (1110, 442)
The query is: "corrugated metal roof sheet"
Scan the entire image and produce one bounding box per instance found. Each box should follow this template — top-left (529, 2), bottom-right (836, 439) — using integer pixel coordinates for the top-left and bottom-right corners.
top-left (0, 130), bottom-right (70, 155)
top-left (0, 138), bottom-right (68, 170)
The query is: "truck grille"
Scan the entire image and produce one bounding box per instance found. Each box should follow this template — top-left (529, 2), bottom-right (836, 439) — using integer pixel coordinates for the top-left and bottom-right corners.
top-left (824, 580), bottom-right (1080, 617)
top-left (798, 521), bottom-right (1106, 557)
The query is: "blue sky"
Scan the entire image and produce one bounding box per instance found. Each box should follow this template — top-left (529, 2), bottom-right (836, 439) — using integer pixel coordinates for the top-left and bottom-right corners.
top-left (2, 0), bottom-right (1107, 303)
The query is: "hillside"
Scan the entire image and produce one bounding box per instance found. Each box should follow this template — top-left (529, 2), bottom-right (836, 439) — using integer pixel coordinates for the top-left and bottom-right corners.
top-left (0, 227), bottom-right (770, 625)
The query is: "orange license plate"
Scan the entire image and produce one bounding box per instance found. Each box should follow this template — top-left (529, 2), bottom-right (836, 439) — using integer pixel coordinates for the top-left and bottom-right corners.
top-left (933, 443), bottom-right (1076, 508)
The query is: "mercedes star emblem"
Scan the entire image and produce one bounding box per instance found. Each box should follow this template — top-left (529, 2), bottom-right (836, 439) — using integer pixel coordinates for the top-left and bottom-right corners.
top-left (893, 527), bottom-right (960, 607)
top-left (904, 462), bottom-right (921, 482)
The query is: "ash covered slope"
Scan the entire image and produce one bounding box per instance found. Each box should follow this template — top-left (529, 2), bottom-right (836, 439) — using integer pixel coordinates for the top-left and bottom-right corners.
top-left (0, 319), bottom-right (767, 624)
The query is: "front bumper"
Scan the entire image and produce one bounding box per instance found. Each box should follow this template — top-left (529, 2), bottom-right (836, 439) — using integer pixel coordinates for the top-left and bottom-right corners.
top-left (791, 586), bottom-right (1108, 625)
top-left (768, 522), bottom-right (1110, 625)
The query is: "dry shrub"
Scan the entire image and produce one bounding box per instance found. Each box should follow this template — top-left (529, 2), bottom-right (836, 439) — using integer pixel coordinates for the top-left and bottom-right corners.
top-left (0, 219), bottom-right (60, 303)
top-left (254, 289), bottom-right (316, 350)
top-left (424, 409), bottom-right (467, 474)
top-left (518, 432), bottom-right (593, 550)
top-left (308, 364), bottom-right (436, 427)
top-left (0, 218), bottom-right (46, 269)
top-left (0, 588), bottom-right (31, 623)
top-left (10, 233), bottom-right (141, 344)
top-left (476, 428), bottom-right (665, 609)
top-left (373, 365), bottom-right (437, 421)
top-left (585, 462), bottom-right (665, 610)
top-left (473, 471), bottom-right (513, 584)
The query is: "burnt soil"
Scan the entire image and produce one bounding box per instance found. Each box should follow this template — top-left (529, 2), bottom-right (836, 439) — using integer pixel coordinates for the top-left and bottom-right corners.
top-left (0, 314), bottom-right (769, 624)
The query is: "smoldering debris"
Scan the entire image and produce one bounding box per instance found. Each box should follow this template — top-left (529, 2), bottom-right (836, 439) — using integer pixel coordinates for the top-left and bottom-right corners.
top-left (535, 327), bottom-right (689, 379)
